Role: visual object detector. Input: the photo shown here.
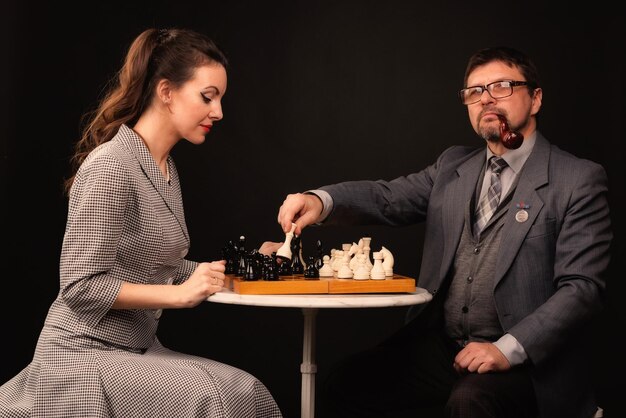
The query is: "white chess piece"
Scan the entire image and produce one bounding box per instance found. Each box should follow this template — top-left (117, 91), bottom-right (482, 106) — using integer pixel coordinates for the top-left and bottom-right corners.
top-left (361, 237), bottom-right (373, 272)
top-left (276, 223), bottom-right (296, 261)
top-left (348, 242), bottom-right (360, 271)
top-left (370, 251), bottom-right (386, 280)
top-left (329, 249), bottom-right (337, 268)
top-left (318, 255), bottom-right (334, 277)
top-left (337, 250), bottom-right (353, 279)
top-left (380, 246), bottom-right (394, 277)
top-left (331, 250), bottom-right (344, 272)
top-left (353, 253), bottom-right (370, 280)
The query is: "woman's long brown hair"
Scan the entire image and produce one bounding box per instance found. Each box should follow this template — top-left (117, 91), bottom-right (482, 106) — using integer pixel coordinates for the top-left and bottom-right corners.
top-left (63, 28), bottom-right (228, 195)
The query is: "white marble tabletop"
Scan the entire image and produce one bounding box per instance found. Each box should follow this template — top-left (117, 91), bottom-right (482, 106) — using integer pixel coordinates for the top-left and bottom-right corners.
top-left (207, 287), bottom-right (432, 308)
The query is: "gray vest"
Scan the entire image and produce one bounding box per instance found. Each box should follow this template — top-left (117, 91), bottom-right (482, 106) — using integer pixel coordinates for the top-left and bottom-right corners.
top-left (444, 185), bottom-right (514, 346)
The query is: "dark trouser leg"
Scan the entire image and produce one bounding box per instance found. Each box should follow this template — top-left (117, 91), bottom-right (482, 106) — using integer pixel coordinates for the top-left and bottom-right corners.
top-left (323, 326), bottom-right (538, 418)
top-left (322, 329), bottom-right (460, 418)
top-left (446, 365), bottom-right (537, 418)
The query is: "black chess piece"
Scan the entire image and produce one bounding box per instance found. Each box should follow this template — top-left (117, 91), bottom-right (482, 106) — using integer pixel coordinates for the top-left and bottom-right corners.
top-left (264, 254), bottom-right (279, 281)
top-left (252, 249), bottom-right (264, 280)
top-left (244, 253), bottom-right (257, 281)
top-left (224, 240), bottom-right (237, 274)
top-left (236, 235), bottom-right (246, 277)
top-left (244, 250), bottom-right (264, 281)
top-left (291, 235), bottom-right (305, 275)
top-left (314, 239), bottom-right (324, 270)
top-left (278, 253), bottom-right (293, 276)
top-left (304, 256), bottom-right (319, 280)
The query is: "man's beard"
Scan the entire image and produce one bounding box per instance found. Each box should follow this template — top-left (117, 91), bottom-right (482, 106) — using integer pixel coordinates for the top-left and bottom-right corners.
top-left (479, 125), bottom-right (501, 143)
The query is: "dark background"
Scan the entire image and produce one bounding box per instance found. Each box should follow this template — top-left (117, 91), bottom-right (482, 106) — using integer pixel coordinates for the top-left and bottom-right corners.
top-left (2, 1), bottom-right (624, 417)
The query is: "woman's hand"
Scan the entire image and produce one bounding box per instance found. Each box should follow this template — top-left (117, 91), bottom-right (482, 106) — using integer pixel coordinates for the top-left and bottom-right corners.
top-left (177, 260), bottom-right (226, 307)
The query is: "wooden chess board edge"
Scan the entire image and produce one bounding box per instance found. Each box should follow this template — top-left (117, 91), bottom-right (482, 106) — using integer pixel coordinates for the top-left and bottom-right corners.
top-left (224, 275), bottom-right (416, 295)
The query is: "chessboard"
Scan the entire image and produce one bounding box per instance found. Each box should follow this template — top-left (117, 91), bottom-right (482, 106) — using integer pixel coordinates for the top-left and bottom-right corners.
top-left (224, 274), bottom-right (416, 295)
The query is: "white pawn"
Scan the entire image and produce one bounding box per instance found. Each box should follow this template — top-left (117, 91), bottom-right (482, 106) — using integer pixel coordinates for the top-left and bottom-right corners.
top-left (353, 254), bottom-right (370, 280)
top-left (337, 250), bottom-right (353, 279)
top-left (329, 249), bottom-right (337, 268)
top-left (276, 223), bottom-right (296, 261)
top-left (319, 255), bottom-right (334, 277)
top-left (380, 246), bottom-right (395, 277)
top-left (370, 251), bottom-right (386, 280)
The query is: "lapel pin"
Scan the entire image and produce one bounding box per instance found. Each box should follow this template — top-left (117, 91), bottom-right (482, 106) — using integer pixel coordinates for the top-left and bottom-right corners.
top-left (515, 201), bottom-right (530, 223)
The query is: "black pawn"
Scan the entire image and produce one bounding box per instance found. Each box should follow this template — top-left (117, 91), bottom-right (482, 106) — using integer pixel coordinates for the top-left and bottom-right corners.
top-left (304, 256), bottom-right (319, 279)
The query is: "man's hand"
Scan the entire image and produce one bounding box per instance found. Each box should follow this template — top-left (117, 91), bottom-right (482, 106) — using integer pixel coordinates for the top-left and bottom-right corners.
top-left (259, 241), bottom-right (283, 256)
top-left (453, 342), bottom-right (511, 374)
top-left (277, 193), bottom-right (323, 235)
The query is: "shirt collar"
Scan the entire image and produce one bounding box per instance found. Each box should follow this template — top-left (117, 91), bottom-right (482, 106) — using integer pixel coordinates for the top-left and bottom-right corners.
top-left (485, 131), bottom-right (536, 174)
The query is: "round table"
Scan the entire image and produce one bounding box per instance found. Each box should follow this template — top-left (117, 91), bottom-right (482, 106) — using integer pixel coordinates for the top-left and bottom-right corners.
top-left (207, 288), bottom-right (433, 418)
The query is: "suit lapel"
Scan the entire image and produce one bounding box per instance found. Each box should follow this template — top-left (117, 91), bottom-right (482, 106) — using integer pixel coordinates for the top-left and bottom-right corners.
top-left (440, 150), bottom-right (485, 280)
top-left (494, 135), bottom-right (550, 285)
top-left (115, 125), bottom-right (190, 242)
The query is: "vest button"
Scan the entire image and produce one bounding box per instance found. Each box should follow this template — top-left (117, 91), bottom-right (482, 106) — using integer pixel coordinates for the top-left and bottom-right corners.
top-left (473, 247), bottom-right (480, 254)
top-left (467, 276), bottom-right (473, 283)
top-left (462, 306), bottom-right (469, 313)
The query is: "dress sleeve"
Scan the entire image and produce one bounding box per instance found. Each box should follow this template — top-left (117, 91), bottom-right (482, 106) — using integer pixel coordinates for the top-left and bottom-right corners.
top-left (59, 152), bottom-right (128, 328)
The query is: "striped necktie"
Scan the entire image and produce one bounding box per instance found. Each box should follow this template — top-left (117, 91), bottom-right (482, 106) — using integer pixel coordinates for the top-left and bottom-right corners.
top-left (474, 156), bottom-right (508, 235)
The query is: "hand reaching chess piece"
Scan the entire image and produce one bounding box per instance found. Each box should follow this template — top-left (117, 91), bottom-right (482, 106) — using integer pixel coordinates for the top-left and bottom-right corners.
top-left (276, 223), bottom-right (296, 261)
top-left (497, 114), bottom-right (523, 149)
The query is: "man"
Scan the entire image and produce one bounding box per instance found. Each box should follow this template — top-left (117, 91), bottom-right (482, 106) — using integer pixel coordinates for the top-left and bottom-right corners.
top-left (273, 47), bottom-right (611, 418)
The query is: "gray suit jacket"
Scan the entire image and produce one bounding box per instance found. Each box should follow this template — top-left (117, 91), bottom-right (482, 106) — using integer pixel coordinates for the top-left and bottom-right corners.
top-left (320, 132), bottom-right (612, 418)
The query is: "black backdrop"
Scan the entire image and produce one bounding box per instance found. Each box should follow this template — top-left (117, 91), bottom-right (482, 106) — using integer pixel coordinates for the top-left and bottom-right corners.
top-left (2, 1), bottom-right (625, 417)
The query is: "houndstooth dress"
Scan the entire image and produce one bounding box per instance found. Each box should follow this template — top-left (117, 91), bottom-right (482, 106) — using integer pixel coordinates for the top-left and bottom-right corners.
top-left (0, 125), bottom-right (283, 417)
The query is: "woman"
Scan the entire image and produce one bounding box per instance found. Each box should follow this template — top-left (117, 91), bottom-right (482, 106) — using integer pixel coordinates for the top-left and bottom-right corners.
top-left (0, 28), bottom-right (283, 417)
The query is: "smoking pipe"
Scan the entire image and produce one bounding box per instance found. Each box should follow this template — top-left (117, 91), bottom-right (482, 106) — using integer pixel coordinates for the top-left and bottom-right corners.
top-left (498, 114), bottom-right (523, 149)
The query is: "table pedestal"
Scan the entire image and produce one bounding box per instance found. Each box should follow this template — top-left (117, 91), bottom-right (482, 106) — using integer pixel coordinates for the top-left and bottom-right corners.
top-left (301, 308), bottom-right (318, 418)
top-left (206, 289), bottom-right (432, 418)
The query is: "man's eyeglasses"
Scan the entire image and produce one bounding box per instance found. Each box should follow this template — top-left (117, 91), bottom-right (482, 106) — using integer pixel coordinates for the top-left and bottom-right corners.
top-left (459, 80), bottom-right (530, 105)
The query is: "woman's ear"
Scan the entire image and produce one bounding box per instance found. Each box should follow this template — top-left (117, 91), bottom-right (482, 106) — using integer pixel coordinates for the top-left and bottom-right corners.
top-left (156, 79), bottom-right (172, 104)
